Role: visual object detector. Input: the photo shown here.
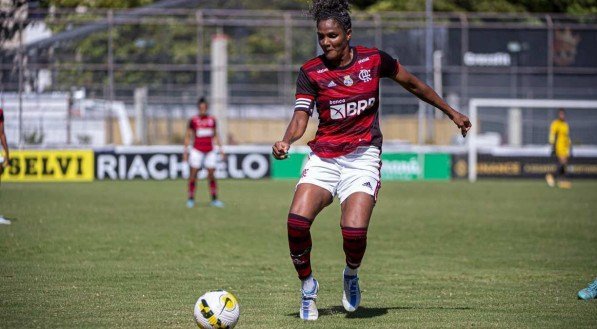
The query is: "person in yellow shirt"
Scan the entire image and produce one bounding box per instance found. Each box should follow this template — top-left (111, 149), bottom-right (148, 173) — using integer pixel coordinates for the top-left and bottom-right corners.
top-left (545, 108), bottom-right (571, 188)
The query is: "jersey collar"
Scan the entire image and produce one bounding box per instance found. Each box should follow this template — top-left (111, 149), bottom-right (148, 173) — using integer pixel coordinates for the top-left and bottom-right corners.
top-left (321, 47), bottom-right (358, 71)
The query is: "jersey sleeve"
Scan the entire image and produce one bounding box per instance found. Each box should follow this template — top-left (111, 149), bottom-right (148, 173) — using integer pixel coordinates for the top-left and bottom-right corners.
top-left (0, 109), bottom-right (4, 123)
top-left (295, 68), bottom-right (317, 116)
top-left (379, 50), bottom-right (400, 78)
top-left (188, 118), bottom-right (194, 130)
top-left (549, 121), bottom-right (557, 144)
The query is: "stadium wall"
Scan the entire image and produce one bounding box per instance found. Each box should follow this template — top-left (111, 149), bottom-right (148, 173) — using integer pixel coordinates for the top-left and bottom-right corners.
top-left (2, 146), bottom-right (597, 182)
top-left (110, 116), bottom-right (460, 146)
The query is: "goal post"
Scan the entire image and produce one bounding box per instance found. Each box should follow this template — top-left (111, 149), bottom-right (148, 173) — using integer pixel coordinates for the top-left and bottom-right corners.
top-left (468, 98), bottom-right (597, 182)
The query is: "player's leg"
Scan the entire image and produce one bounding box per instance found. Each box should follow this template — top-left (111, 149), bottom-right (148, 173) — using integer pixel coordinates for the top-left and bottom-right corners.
top-left (556, 153), bottom-right (571, 189)
top-left (187, 167), bottom-right (199, 208)
top-left (204, 151), bottom-right (223, 207)
top-left (336, 146), bottom-right (381, 312)
top-left (288, 183), bottom-right (333, 321)
top-left (187, 149), bottom-right (202, 208)
top-left (339, 193), bottom-right (375, 312)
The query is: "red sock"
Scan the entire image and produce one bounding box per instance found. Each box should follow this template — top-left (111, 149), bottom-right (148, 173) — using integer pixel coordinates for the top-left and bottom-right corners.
top-left (188, 180), bottom-right (196, 199)
top-left (341, 226), bottom-right (368, 269)
top-left (287, 213), bottom-right (313, 280)
top-left (209, 178), bottom-right (218, 200)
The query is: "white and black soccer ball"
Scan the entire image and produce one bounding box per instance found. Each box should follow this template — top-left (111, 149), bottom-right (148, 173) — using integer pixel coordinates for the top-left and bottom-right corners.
top-left (193, 290), bottom-right (240, 329)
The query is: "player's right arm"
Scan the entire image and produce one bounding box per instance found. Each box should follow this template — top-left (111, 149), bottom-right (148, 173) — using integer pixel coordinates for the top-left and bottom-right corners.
top-left (548, 121), bottom-right (557, 155)
top-left (273, 68), bottom-right (316, 160)
top-left (183, 124), bottom-right (193, 163)
top-left (0, 117), bottom-right (9, 168)
top-left (548, 121), bottom-right (557, 145)
top-left (273, 110), bottom-right (310, 160)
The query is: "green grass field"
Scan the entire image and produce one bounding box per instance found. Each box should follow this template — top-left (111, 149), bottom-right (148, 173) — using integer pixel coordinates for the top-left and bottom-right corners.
top-left (1, 180), bottom-right (596, 328)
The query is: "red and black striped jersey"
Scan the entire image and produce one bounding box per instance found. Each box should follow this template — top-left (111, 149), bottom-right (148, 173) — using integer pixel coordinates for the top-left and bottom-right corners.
top-left (295, 45), bottom-right (399, 158)
top-left (188, 115), bottom-right (217, 152)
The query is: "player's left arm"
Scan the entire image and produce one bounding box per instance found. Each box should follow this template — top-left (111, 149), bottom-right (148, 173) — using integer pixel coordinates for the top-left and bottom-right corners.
top-left (213, 121), bottom-right (225, 159)
top-left (392, 65), bottom-right (471, 137)
top-left (0, 121), bottom-right (9, 168)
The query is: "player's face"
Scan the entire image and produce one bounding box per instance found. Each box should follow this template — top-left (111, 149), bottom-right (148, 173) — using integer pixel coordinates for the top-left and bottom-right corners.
top-left (317, 19), bottom-right (351, 63)
top-left (199, 103), bottom-right (208, 116)
top-left (558, 110), bottom-right (565, 120)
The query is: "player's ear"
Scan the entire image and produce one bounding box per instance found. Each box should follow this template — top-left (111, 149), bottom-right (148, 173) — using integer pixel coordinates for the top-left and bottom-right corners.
top-left (346, 28), bottom-right (352, 42)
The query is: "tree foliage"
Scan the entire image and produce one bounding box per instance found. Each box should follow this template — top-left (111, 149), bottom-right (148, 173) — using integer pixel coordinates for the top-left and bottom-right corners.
top-left (363, 0), bottom-right (597, 14)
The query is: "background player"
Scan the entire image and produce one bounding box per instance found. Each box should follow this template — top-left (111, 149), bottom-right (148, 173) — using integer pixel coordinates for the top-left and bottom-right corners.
top-left (272, 0), bottom-right (471, 321)
top-left (545, 108), bottom-right (572, 189)
top-left (183, 97), bottom-right (225, 208)
top-left (0, 107), bottom-right (11, 225)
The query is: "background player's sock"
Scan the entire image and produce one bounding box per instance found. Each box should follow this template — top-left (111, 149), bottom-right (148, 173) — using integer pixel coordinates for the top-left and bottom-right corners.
top-left (287, 213), bottom-right (313, 280)
top-left (209, 178), bottom-right (218, 200)
top-left (188, 181), bottom-right (196, 200)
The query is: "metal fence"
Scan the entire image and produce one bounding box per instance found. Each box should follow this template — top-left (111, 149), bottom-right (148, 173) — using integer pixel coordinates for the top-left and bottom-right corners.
top-left (1, 8), bottom-right (596, 146)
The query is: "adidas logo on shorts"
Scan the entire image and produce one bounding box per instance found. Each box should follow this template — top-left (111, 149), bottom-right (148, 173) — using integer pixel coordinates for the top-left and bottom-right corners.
top-left (362, 181), bottom-right (372, 190)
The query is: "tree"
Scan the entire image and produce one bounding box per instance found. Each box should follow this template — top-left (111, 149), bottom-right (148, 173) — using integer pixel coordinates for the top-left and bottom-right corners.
top-left (365, 0), bottom-right (597, 14)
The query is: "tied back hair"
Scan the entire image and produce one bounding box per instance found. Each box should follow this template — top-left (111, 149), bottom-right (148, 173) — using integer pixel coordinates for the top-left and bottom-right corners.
top-left (309, 0), bottom-right (352, 32)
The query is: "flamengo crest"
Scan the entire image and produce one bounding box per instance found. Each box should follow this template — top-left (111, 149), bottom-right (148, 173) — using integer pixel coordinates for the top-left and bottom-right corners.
top-left (359, 69), bottom-right (372, 82)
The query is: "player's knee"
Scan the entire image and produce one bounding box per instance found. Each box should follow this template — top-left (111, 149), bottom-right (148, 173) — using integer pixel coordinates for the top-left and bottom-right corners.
top-left (341, 226), bottom-right (368, 241)
top-left (287, 213), bottom-right (312, 232)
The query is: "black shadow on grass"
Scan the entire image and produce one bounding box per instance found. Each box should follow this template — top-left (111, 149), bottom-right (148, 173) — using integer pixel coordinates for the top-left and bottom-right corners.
top-left (287, 305), bottom-right (472, 319)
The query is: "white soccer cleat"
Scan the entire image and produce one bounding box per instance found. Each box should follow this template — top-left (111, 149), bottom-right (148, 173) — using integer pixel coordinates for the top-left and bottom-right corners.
top-left (0, 216), bottom-right (11, 225)
top-left (342, 270), bottom-right (361, 312)
top-left (300, 278), bottom-right (319, 321)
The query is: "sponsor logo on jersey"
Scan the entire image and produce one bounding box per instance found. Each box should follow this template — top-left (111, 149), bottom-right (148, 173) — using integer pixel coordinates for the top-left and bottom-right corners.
top-left (196, 128), bottom-right (214, 137)
top-left (358, 57), bottom-right (370, 64)
top-left (317, 68), bottom-right (329, 74)
top-left (330, 99), bottom-right (346, 105)
top-left (329, 97), bottom-right (376, 120)
top-left (343, 75), bottom-right (354, 86)
top-left (359, 69), bottom-right (372, 83)
top-left (327, 80), bottom-right (337, 88)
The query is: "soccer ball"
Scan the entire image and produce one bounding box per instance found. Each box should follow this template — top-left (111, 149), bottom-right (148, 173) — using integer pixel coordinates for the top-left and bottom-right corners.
top-left (193, 290), bottom-right (240, 329)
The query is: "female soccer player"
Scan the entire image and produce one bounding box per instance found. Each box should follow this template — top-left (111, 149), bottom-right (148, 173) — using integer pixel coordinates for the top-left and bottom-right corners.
top-left (545, 108), bottom-right (572, 189)
top-left (271, 0), bottom-right (471, 320)
top-left (183, 97), bottom-right (225, 208)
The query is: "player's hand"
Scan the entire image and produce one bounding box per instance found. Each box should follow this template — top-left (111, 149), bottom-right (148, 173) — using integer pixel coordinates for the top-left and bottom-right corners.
top-left (452, 112), bottom-right (472, 137)
top-left (219, 151), bottom-right (227, 161)
top-left (272, 141), bottom-right (290, 160)
top-left (2, 155), bottom-right (9, 168)
top-left (182, 152), bottom-right (188, 163)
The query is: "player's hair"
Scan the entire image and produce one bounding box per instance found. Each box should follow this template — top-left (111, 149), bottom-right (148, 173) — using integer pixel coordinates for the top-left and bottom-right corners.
top-left (197, 97), bottom-right (207, 105)
top-left (309, 0), bottom-right (351, 32)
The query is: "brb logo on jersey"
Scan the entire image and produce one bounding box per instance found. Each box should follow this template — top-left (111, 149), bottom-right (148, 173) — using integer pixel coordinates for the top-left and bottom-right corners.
top-left (330, 98), bottom-right (376, 120)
